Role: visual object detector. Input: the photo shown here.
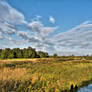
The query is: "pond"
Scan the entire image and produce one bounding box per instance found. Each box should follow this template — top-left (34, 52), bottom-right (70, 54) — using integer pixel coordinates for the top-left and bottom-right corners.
top-left (77, 84), bottom-right (92, 92)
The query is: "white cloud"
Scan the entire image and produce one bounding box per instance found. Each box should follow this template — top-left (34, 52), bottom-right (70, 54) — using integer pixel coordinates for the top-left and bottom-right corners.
top-left (28, 20), bottom-right (58, 37)
top-left (1, 0), bottom-right (92, 56)
top-left (28, 21), bottom-right (43, 32)
top-left (49, 16), bottom-right (55, 24)
top-left (0, 0), bottom-right (28, 47)
top-left (0, 21), bottom-right (16, 35)
top-left (0, 35), bottom-right (3, 39)
top-left (32, 15), bottom-right (42, 21)
top-left (0, 0), bottom-right (58, 53)
top-left (27, 20), bottom-right (58, 54)
top-left (17, 31), bottom-right (40, 43)
top-left (54, 21), bottom-right (92, 55)
top-left (0, 0), bottom-right (27, 25)
top-left (0, 0), bottom-right (58, 51)
top-left (40, 27), bottom-right (58, 37)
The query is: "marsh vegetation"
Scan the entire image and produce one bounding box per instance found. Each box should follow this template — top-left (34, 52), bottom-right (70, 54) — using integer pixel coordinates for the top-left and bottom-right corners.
top-left (0, 58), bottom-right (92, 92)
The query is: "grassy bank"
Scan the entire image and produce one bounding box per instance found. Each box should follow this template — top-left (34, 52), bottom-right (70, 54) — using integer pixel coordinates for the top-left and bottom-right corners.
top-left (0, 58), bottom-right (92, 92)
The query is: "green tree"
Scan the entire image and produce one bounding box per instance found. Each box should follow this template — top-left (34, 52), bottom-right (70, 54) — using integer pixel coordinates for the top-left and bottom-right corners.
top-left (1, 48), bottom-right (10, 59)
top-left (13, 48), bottom-right (22, 58)
top-left (8, 50), bottom-right (14, 59)
top-left (27, 47), bottom-right (37, 58)
top-left (53, 53), bottom-right (58, 58)
top-left (22, 47), bottom-right (37, 58)
top-left (37, 51), bottom-right (49, 58)
top-left (0, 49), bottom-right (2, 58)
top-left (0, 47), bottom-right (49, 59)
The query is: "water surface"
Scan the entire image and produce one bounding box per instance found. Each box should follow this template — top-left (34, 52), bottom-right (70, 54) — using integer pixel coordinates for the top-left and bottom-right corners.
top-left (77, 84), bottom-right (92, 92)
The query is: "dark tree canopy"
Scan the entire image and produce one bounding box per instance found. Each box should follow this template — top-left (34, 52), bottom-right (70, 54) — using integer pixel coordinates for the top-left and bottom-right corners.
top-left (37, 51), bottom-right (49, 58)
top-left (53, 53), bottom-right (58, 58)
top-left (0, 47), bottom-right (49, 59)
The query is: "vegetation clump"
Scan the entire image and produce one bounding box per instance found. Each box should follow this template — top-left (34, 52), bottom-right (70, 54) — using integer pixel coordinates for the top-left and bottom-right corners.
top-left (0, 58), bottom-right (92, 91)
top-left (0, 47), bottom-right (49, 59)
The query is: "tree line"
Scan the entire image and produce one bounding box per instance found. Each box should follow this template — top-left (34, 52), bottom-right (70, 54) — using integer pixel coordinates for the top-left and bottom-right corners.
top-left (0, 47), bottom-right (49, 59)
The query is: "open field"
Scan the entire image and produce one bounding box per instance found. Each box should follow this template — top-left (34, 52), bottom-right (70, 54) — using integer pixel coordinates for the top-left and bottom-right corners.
top-left (0, 58), bottom-right (92, 92)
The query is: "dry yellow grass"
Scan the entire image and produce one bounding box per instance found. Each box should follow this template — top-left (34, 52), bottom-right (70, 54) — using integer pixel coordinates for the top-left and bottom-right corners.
top-left (0, 68), bottom-right (27, 81)
top-left (0, 58), bottom-right (92, 91)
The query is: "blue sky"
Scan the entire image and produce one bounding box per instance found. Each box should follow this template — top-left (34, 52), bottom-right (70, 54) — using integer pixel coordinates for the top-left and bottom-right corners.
top-left (0, 0), bottom-right (92, 55)
top-left (7, 0), bottom-right (92, 30)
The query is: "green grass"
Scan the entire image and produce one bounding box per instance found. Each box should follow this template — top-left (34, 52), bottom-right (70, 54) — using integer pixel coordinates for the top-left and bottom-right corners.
top-left (0, 58), bottom-right (92, 92)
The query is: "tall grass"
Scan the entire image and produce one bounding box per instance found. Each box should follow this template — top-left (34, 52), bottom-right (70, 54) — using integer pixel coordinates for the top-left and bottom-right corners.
top-left (0, 58), bottom-right (92, 92)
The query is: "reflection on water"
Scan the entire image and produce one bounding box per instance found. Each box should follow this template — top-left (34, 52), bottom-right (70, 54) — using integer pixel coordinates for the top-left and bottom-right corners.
top-left (77, 84), bottom-right (92, 92)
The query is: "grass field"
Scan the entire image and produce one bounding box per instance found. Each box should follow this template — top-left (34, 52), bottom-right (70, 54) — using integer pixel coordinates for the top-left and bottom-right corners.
top-left (0, 58), bottom-right (92, 92)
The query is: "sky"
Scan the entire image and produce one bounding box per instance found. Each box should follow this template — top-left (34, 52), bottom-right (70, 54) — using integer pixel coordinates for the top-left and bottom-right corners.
top-left (0, 0), bottom-right (92, 55)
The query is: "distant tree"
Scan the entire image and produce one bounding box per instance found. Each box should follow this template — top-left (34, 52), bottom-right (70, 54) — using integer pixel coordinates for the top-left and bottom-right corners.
top-left (22, 48), bottom-right (28, 58)
top-left (0, 49), bottom-right (2, 58)
top-left (45, 52), bottom-right (49, 57)
top-left (13, 48), bottom-right (22, 58)
top-left (1, 48), bottom-right (10, 59)
top-left (8, 50), bottom-right (14, 59)
top-left (53, 53), bottom-right (58, 58)
top-left (22, 47), bottom-right (37, 58)
top-left (27, 47), bottom-right (37, 58)
top-left (0, 47), bottom-right (49, 59)
top-left (37, 51), bottom-right (49, 58)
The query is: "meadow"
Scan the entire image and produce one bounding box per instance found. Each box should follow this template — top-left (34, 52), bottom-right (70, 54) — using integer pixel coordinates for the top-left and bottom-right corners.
top-left (0, 57), bottom-right (92, 92)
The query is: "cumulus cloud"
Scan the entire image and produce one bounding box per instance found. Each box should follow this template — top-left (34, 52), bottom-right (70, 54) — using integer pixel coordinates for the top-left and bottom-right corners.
top-left (28, 20), bottom-right (58, 37)
top-left (0, 21), bottom-right (17, 35)
top-left (0, 0), bottom-right (58, 53)
top-left (0, 35), bottom-right (3, 39)
top-left (1, 0), bottom-right (92, 55)
top-left (27, 20), bottom-right (58, 53)
top-left (0, 0), bottom-right (28, 47)
top-left (54, 21), bottom-right (92, 55)
top-left (32, 15), bottom-right (42, 21)
top-left (4, 36), bottom-right (27, 46)
top-left (28, 21), bottom-right (43, 32)
top-left (0, 0), bottom-right (27, 25)
top-left (17, 31), bottom-right (40, 43)
top-left (49, 16), bottom-right (55, 24)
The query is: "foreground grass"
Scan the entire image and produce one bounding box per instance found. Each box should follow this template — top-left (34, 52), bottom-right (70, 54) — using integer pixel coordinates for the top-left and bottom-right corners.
top-left (0, 58), bottom-right (92, 92)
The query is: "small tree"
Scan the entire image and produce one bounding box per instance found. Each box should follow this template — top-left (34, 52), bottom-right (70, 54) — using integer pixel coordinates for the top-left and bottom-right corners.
top-left (53, 53), bottom-right (58, 58)
top-left (8, 50), bottom-right (14, 59)
top-left (37, 51), bottom-right (49, 58)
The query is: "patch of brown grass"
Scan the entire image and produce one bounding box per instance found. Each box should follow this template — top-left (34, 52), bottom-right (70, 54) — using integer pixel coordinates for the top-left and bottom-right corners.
top-left (0, 68), bottom-right (27, 81)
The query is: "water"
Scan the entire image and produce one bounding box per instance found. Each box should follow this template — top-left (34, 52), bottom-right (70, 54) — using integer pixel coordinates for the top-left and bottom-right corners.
top-left (77, 84), bottom-right (92, 92)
